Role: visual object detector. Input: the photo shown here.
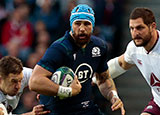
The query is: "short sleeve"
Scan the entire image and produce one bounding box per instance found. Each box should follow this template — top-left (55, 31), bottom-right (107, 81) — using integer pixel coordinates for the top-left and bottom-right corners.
top-left (38, 44), bottom-right (65, 73)
top-left (19, 67), bottom-right (32, 96)
top-left (124, 41), bottom-right (135, 64)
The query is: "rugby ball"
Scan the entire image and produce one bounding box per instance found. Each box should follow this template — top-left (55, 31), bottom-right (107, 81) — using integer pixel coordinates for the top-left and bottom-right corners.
top-left (51, 66), bottom-right (75, 87)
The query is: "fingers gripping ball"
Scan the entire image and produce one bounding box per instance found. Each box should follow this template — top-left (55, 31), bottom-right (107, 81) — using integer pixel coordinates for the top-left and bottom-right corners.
top-left (51, 66), bottom-right (75, 99)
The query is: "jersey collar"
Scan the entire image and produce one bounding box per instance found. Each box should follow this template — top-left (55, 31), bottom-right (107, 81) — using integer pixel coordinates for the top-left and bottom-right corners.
top-left (146, 30), bottom-right (159, 54)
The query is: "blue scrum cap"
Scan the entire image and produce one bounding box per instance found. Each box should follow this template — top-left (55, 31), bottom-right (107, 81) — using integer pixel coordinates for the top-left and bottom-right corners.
top-left (70, 4), bottom-right (95, 31)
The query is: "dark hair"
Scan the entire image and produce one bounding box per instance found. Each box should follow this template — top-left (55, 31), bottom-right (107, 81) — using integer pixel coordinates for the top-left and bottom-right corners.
top-left (130, 7), bottom-right (155, 26)
top-left (0, 56), bottom-right (23, 78)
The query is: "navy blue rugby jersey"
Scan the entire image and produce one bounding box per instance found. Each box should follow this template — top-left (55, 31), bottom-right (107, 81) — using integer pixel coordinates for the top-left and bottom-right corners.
top-left (38, 31), bottom-right (109, 114)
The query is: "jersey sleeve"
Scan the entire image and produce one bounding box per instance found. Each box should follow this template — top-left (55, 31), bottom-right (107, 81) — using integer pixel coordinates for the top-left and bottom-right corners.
top-left (124, 41), bottom-right (135, 64)
top-left (38, 44), bottom-right (65, 73)
top-left (22, 67), bottom-right (33, 88)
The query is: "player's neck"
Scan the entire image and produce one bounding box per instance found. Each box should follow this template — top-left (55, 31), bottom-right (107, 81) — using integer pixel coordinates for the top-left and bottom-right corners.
top-left (145, 30), bottom-right (159, 53)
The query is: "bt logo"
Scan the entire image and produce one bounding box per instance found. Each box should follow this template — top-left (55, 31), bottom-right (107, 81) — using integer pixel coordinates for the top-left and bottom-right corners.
top-left (75, 63), bottom-right (93, 83)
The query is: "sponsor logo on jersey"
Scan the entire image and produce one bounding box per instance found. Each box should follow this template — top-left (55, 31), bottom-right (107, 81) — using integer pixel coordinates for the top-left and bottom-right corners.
top-left (92, 47), bottom-right (101, 57)
top-left (81, 101), bottom-right (89, 108)
top-left (75, 63), bottom-right (93, 83)
top-left (146, 105), bottom-right (153, 110)
top-left (150, 73), bottom-right (160, 87)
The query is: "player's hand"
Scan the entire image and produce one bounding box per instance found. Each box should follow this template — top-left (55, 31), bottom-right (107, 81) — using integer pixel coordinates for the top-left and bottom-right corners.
top-left (0, 108), bottom-right (4, 115)
top-left (36, 94), bottom-right (40, 101)
top-left (70, 76), bottom-right (82, 96)
top-left (110, 97), bottom-right (125, 115)
top-left (0, 110), bottom-right (4, 115)
top-left (0, 104), bottom-right (7, 115)
top-left (31, 104), bottom-right (50, 115)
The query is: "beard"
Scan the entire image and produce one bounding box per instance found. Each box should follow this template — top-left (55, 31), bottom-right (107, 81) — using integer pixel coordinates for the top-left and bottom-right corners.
top-left (7, 90), bottom-right (19, 96)
top-left (72, 32), bottom-right (91, 47)
top-left (133, 31), bottom-right (152, 47)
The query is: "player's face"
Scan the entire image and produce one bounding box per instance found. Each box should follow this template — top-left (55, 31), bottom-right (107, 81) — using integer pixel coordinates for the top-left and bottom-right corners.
top-left (72, 20), bottom-right (92, 47)
top-left (0, 72), bottom-right (23, 96)
top-left (129, 18), bottom-right (152, 47)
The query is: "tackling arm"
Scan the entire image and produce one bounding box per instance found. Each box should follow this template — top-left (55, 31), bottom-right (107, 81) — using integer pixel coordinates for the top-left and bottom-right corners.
top-left (107, 54), bottom-right (134, 79)
top-left (92, 54), bottom-right (134, 84)
top-left (21, 105), bottom-right (50, 115)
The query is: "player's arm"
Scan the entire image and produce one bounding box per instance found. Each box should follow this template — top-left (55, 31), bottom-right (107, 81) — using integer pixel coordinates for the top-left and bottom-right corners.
top-left (29, 65), bottom-right (81, 97)
top-left (0, 104), bottom-right (8, 115)
top-left (107, 54), bottom-right (134, 79)
top-left (21, 105), bottom-right (50, 115)
top-left (92, 54), bottom-right (134, 83)
top-left (96, 70), bottom-right (125, 115)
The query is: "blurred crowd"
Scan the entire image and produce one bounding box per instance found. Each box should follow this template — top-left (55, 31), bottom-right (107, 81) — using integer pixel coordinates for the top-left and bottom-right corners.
top-left (0, 0), bottom-right (124, 114)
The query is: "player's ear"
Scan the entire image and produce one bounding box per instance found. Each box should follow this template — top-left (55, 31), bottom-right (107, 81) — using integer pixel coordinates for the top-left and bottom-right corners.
top-left (149, 22), bottom-right (156, 32)
top-left (151, 22), bottom-right (156, 29)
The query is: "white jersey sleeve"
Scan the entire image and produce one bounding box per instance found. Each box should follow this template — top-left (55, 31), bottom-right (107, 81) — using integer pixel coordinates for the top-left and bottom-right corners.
top-left (21, 67), bottom-right (33, 88)
top-left (124, 41), bottom-right (136, 64)
top-left (0, 103), bottom-right (8, 115)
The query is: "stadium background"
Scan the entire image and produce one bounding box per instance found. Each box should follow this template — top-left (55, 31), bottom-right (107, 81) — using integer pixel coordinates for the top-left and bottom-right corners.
top-left (0, 0), bottom-right (160, 114)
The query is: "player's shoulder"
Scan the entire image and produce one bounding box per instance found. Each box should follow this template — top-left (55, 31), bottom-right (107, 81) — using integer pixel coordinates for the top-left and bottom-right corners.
top-left (126, 40), bottom-right (137, 51)
top-left (22, 67), bottom-right (32, 75)
top-left (127, 40), bottom-right (135, 47)
top-left (0, 91), bottom-right (6, 103)
top-left (22, 67), bottom-right (32, 82)
top-left (51, 37), bottom-right (66, 47)
top-left (125, 41), bottom-right (144, 57)
top-left (19, 67), bottom-right (32, 92)
top-left (91, 35), bottom-right (108, 49)
top-left (51, 32), bottom-right (72, 51)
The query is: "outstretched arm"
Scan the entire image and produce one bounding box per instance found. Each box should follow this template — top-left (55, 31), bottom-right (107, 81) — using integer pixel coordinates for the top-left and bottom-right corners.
top-left (96, 70), bottom-right (125, 115)
top-left (21, 105), bottom-right (50, 115)
top-left (107, 54), bottom-right (134, 79)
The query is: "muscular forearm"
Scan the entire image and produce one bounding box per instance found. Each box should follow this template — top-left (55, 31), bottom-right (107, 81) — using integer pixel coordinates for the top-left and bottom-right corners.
top-left (29, 65), bottom-right (59, 96)
top-left (29, 65), bottom-right (81, 98)
top-left (29, 76), bottom-right (59, 96)
top-left (96, 70), bottom-right (125, 114)
top-left (98, 78), bottom-right (117, 100)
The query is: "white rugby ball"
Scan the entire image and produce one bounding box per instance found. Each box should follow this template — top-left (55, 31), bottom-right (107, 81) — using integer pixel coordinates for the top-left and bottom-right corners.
top-left (51, 66), bottom-right (75, 87)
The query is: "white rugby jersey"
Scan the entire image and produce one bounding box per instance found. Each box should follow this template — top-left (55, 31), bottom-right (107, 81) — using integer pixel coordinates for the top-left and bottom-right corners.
top-left (124, 30), bottom-right (160, 107)
top-left (0, 67), bottom-right (32, 114)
